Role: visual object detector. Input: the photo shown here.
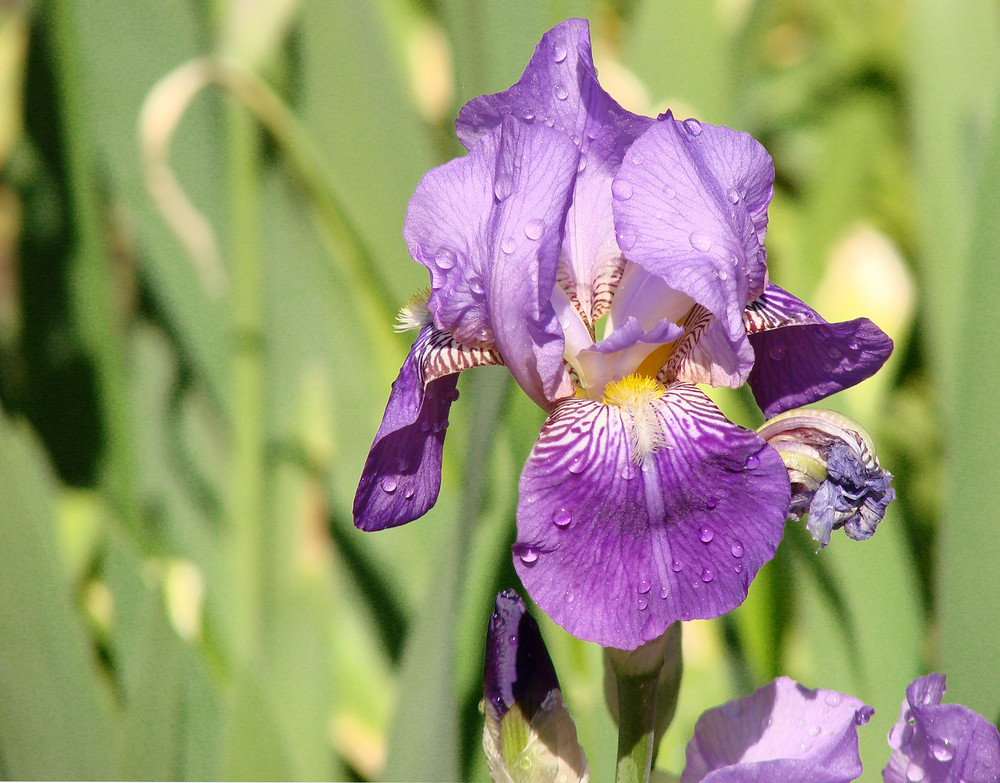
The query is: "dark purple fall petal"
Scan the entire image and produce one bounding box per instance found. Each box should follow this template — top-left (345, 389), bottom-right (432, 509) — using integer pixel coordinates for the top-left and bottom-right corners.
top-left (744, 284), bottom-right (894, 418)
top-left (612, 113), bottom-right (775, 390)
top-left (404, 117), bottom-right (578, 408)
top-left (682, 677), bottom-right (872, 783)
top-left (884, 674), bottom-right (1000, 783)
top-left (353, 325), bottom-right (482, 531)
top-left (513, 383), bottom-right (790, 650)
top-left (457, 18), bottom-right (653, 320)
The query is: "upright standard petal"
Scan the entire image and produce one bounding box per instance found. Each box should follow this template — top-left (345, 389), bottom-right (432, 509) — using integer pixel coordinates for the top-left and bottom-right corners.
top-left (354, 324), bottom-right (500, 531)
top-left (884, 674), bottom-right (1000, 783)
top-left (457, 18), bottom-right (653, 327)
top-left (682, 677), bottom-right (872, 783)
top-left (404, 117), bottom-right (578, 407)
top-left (743, 284), bottom-right (893, 417)
top-left (513, 381), bottom-right (789, 650)
top-left (612, 113), bottom-right (775, 388)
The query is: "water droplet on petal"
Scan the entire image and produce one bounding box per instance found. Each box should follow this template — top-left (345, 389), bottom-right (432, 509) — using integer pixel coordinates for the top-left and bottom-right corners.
top-left (931, 740), bottom-right (954, 762)
top-left (809, 726), bottom-right (821, 737)
top-left (500, 236), bottom-right (516, 254)
top-left (434, 247), bottom-right (456, 270)
top-left (524, 218), bottom-right (545, 240)
top-left (906, 761), bottom-right (926, 782)
top-left (553, 43), bottom-right (567, 63)
top-left (552, 508), bottom-right (572, 528)
top-left (612, 179), bottom-right (633, 201)
top-left (522, 107), bottom-right (535, 122)
top-left (403, 486), bottom-right (415, 499)
top-left (577, 156), bottom-right (587, 173)
top-left (637, 594), bottom-right (649, 611)
top-left (565, 591), bottom-right (575, 604)
top-left (825, 692), bottom-right (843, 707)
top-left (631, 151), bottom-right (644, 166)
top-left (683, 118), bottom-right (702, 136)
top-left (663, 186), bottom-right (677, 199)
top-left (731, 542), bottom-right (745, 558)
top-left (637, 578), bottom-right (651, 594)
top-left (620, 463), bottom-right (636, 480)
top-left (734, 563), bottom-right (743, 574)
top-left (700, 567), bottom-right (714, 583)
top-left (726, 187), bottom-right (740, 203)
top-left (671, 560), bottom-right (683, 572)
top-left (493, 174), bottom-right (512, 201)
top-left (699, 526), bottom-right (715, 543)
top-left (567, 455), bottom-right (585, 474)
top-left (745, 453), bottom-right (760, 470)
top-left (827, 345), bottom-right (843, 360)
top-left (509, 634), bottom-right (518, 645)
top-left (689, 231), bottom-right (712, 252)
top-left (554, 84), bottom-right (569, 100)
top-left (769, 344), bottom-right (787, 361)
top-left (659, 586), bottom-right (670, 598)
top-left (469, 276), bottom-right (485, 295)
top-left (514, 543), bottom-right (539, 564)
top-left (706, 496), bottom-right (718, 510)
top-left (381, 476), bottom-right (398, 493)
top-left (616, 230), bottom-right (637, 251)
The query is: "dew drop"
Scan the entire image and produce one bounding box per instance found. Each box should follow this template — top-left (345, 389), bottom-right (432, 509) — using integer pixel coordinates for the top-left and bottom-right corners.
top-left (734, 563), bottom-right (743, 574)
top-left (700, 567), bottom-right (715, 583)
top-left (567, 455), bottom-right (585, 474)
top-left (683, 118), bottom-right (702, 136)
top-left (637, 578), bottom-right (652, 594)
top-left (524, 218), bottom-right (545, 240)
top-left (565, 591), bottom-right (575, 604)
top-left (827, 345), bottom-right (843, 360)
top-left (435, 247), bottom-right (456, 270)
top-left (726, 187), bottom-right (740, 203)
top-left (612, 179), bottom-right (634, 201)
top-left (931, 740), bottom-right (954, 762)
top-left (745, 453), bottom-right (760, 470)
top-left (522, 107), bottom-right (535, 122)
top-left (637, 594), bottom-right (649, 611)
top-left (469, 276), bottom-right (485, 295)
top-left (825, 692), bottom-right (843, 707)
top-left (671, 560), bottom-right (683, 572)
top-left (553, 508), bottom-right (572, 528)
top-left (706, 496), bottom-right (718, 510)
top-left (493, 174), bottom-right (512, 201)
top-left (554, 84), bottom-right (569, 101)
top-left (569, 133), bottom-right (580, 146)
top-left (577, 156), bottom-right (587, 173)
top-left (514, 543), bottom-right (539, 564)
top-left (616, 230), bottom-right (637, 251)
top-left (769, 344), bottom-right (787, 361)
top-left (699, 526), bottom-right (715, 543)
top-left (620, 463), bottom-right (636, 480)
top-left (396, 457), bottom-right (409, 472)
top-left (689, 231), bottom-right (713, 252)
top-left (663, 186), bottom-right (677, 199)
top-left (640, 615), bottom-right (659, 641)
top-left (731, 542), bottom-right (745, 558)
top-left (906, 761), bottom-right (926, 782)
top-left (659, 586), bottom-right (670, 599)
top-left (519, 756), bottom-right (531, 771)
top-left (553, 43), bottom-right (567, 63)
top-left (500, 235), bottom-right (516, 254)
top-left (403, 486), bottom-right (415, 499)
top-left (381, 476), bottom-right (399, 493)
top-left (691, 579), bottom-right (701, 590)
top-left (808, 726), bottom-right (821, 737)
top-left (544, 116), bottom-right (554, 127)
top-left (631, 151), bottom-right (644, 166)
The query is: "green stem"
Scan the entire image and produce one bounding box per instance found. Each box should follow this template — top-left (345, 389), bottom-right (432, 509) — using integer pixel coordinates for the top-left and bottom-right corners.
top-left (614, 672), bottom-right (659, 783)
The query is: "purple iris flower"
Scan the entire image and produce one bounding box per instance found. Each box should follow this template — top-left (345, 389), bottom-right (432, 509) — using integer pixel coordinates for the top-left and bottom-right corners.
top-left (353, 19), bottom-right (892, 649)
top-left (884, 674), bottom-right (1000, 783)
top-left (682, 677), bottom-right (873, 783)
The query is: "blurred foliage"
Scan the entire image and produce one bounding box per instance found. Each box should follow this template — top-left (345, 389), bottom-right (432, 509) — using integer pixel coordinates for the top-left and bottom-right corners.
top-left (0, 0), bottom-right (998, 780)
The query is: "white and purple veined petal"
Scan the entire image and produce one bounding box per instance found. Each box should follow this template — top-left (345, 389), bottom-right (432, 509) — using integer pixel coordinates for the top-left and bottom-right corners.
top-left (457, 18), bottom-right (653, 331)
top-left (884, 674), bottom-right (1000, 783)
top-left (743, 284), bottom-right (894, 417)
top-left (682, 677), bottom-right (872, 783)
top-left (612, 113), bottom-right (775, 389)
top-left (404, 116), bottom-right (580, 408)
top-left (353, 323), bottom-right (502, 531)
top-left (513, 381), bottom-right (790, 650)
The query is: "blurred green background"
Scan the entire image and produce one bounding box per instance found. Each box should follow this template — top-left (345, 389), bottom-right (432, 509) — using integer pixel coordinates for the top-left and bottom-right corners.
top-left (1, 0), bottom-right (998, 780)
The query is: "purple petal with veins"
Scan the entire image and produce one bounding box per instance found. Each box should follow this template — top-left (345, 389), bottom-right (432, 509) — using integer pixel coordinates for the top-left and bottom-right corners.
top-left (513, 383), bottom-right (789, 649)
top-left (682, 677), bottom-right (872, 783)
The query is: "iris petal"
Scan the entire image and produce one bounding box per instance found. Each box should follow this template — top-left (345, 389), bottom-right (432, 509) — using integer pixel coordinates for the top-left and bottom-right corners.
top-left (353, 325), bottom-right (501, 531)
top-left (682, 677), bottom-right (871, 783)
top-left (457, 18), bottom-right (653, 325)
top-left (404, 117), bottom-right (579, 407)
top-left (513, 383), bottom-right (789, 649)
top-left (612, 113), bottom-right (775, 388)
top-left (743, 284), bottom-right (894, 417)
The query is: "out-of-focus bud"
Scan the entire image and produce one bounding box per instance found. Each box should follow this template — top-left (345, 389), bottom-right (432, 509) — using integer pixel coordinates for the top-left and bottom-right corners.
top-left (483, 590), bottom-right (589, 783)
top-left (757, 408), bottom-right (895, 548)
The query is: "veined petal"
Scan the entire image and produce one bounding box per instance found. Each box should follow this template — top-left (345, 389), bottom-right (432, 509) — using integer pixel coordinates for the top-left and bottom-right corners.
top-left (613, 114), bottom-right (775, 387)
top-left (404, 117), bottom-right (578, 407)
top-left (457, 18), bottom-right (653, 327)
top-left (514, 382), bottom-right (789, 650)
top-left (743, 284), bottom-right (894, 417)
top-left (682, 677), bottom-right (872, 783)
top-left (354, 324), bottom-right (501, 531)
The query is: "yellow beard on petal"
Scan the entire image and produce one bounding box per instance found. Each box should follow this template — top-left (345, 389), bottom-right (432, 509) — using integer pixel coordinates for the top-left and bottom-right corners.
top-left (394, 288), bottom-right (432, 332)
top-left (602, 374), bottom-right (666, 465)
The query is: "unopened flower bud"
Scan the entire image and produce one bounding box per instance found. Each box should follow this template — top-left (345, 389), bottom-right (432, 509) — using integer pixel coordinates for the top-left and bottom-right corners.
top-left (757, 408), bottom-right (895, 548)
top-left (483, 591), bottom-right (589, 783)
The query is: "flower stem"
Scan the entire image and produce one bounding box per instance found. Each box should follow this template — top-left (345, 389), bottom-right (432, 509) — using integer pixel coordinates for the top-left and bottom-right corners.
top-left (613, 672), bottom-right (660, 783)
